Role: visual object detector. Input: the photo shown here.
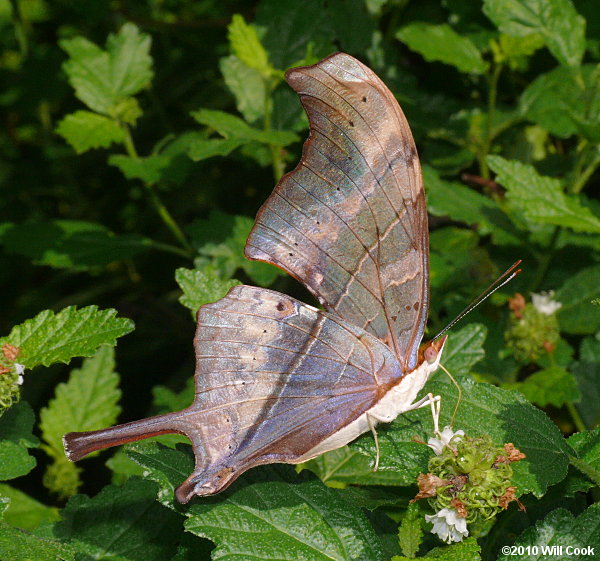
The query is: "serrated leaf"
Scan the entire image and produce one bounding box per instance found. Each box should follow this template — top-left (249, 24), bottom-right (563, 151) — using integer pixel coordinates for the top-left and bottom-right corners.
top-left (556, 265), bottom-right (600, 334)
top-left (40, 346), bottom-right (121, 457)
top-left (187, 137), bottom-right (245, 161)
top-left (0, 306), bottom-right (134, 369)
top-left (571, 338), bottom-right (600, 428)
top-left (424, 167), bottom-right (519, 245)
top-left (0, 402), bottom-right (38, 481)
top-left (220, 55), bottom-right (266, 123)
top-left (255, 0), bottom-right (334, 69)
top-left (227, 14), bottom-right (274, 78)
top-left (520, 65), bottom-right (600, 140)
top-left (396, 23), bottom-right (487, 74)
top-left (568, 428), bottom-right (600, 486)
top-left (184, 465), bottom-right (386, 561)
top-left (187, 210), bottom-right (284, 286)
top-left (441, 324), bottom-right (487, 376)
top-left (109, 154), bottom-right (170, 185)
top-left (191, 108), bottom-right (299, 146)
top-left (126, 442), bottom-right (194, 508)
top-left (0, 521), bottom-right (76, 561)
top-left (0, 220), bottom-right (151, 270)
top-left (352, 377), bottom-right (571, 497)
top-left (483, 0), bottom-right (585, 67)
top-left (393, 536), bottom-right (481, 560)
top-left (175, 266), bottom-right (240, 314)
top-left (487, 156), bottom-right (600, 233)
top-left (0, 484), bottom-right (60, 530)
top-left (55, 110), bottom-right (124, 153)
top-left (497, 504), bottom-right (600, 561)
top-left (301, 446), bottom-right (402, 487)
top-left (54, 477), bottom-right (182, 561)
top-left (397, 503), bottom-right (423, 558)
top-left (504, 366), bottom-right (581, 408)
top-left (60, 23), bottom-right (153, 115)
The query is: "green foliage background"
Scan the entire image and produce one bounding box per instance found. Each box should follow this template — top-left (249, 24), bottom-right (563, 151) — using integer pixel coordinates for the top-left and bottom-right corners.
top-left (0, 0), bottom-right (599, 560)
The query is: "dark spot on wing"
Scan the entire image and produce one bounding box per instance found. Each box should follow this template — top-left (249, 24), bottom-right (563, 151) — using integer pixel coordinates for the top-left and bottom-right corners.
top-left (277, 302), bottom-right (285, 311)
top-left (405, 305), bottom-right (411, 311)
top-left (349, 120), bottom-right (354, 127)
top-left (413, 302), bottom-right (419, 310)
top-left (391, 315), bottom-right (397, 321)
top-left (362, 96), bottom-right (367, 102)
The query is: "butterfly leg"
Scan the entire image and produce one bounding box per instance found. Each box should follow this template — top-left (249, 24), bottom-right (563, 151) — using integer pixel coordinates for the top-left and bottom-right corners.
top-left (406, 393), bottom-right (442, 439)
top-left (366, 413), bottom-right (381, 471)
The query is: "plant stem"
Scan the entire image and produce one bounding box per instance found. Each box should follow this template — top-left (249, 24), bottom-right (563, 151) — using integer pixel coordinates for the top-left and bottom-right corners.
top-left (263, 80), bottom-right (285, 183)
top-left (121, 124), bottom-right (193, 254)
top-left (529, 226), bottom-right (561, 293)
top-left (571, 148), bottom-right (600, 194)
top-left (566, 402), bottom-right (587, 433)
top-left (479, 62), bottom-right (503, 180)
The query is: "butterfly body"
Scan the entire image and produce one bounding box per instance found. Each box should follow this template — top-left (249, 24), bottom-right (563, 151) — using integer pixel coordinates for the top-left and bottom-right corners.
top-left (63, 52), bottom-right (444, 504)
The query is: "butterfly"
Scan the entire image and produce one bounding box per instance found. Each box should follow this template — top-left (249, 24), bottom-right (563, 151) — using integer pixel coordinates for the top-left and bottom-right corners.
top-left (63, 52), bottom-right (446, 504)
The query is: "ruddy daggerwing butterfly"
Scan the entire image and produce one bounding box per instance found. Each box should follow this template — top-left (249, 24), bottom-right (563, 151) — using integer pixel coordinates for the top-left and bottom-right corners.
top-left (63, 52), bottom-right (446, 503)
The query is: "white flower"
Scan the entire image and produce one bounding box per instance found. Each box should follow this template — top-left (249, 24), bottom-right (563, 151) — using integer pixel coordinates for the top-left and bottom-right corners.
top-left (15, 363), bottom-right (25, 385)
top-left (425, 508), bottom-right (469, 543)
top-left (427, 426), bottom-right (465, 455)
top-left (531, 291), bottom-right (562, 315)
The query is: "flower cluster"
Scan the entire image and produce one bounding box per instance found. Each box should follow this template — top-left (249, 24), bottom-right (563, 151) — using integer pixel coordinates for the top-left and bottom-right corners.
top-left (505, 291), bottom-right (561, 362)
top-left (0, 343), bottom-right (24, 413)
top-left (414, 427), bottom-right (525, 543)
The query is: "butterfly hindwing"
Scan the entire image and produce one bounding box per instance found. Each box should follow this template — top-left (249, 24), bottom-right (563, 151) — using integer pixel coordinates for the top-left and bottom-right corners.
top-left (245, 53), bottom-right (429, 370)
top-left (175, 284), bottom-right (402, 501)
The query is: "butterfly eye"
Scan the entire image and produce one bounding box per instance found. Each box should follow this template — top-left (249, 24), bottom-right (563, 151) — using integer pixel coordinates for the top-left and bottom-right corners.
top-left (424, 345), bottom-right (438, 364)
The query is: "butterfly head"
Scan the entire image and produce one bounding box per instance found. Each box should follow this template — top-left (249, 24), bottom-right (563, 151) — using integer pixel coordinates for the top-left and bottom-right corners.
top-left (420, 335), bottom-right (447, 368)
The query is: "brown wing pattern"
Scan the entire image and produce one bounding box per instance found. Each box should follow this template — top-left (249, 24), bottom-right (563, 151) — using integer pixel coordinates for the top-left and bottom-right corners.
top-left (174, 284), bottom-right (401, 501)
top-left (245, 53), bottom-right (429, 369)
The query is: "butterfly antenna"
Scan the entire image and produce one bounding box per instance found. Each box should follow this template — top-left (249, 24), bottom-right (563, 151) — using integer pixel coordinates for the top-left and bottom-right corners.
top-left (433, 260), bottom-right (522, 341)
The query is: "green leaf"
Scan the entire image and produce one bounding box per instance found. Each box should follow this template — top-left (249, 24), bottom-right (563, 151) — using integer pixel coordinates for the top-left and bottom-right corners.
top-left (483, 0), bottom-right (585, 67)
top-left (497, 504), bottom-right (600, 561)
top-left (184, 465), bottom-right (386, 561)
top-left (396, 23), bottom-right (487, 74)
top-left (220, 55), bottom-right (266, 123)
top-left (191, 108), bottom-right (299, 146)
top-left (126, 442), bottom-right (194, 507)
top-left (227, 14), bottom-right (274, 79)
top-left (54, 477), bottom-right (182, 561)
top-left (568, 428), bottom-right (600, 486)
top-left (109, 154), bottom-right (171, 185)
top-left (175, 266), bottom-right (240, 314)
top-left (520, 65), bottom-right (600, 140)
top-left (0, 220), bottom-right (151, 270)
top-left (187, 137), bottom-right (245, 161)
top-left (556, 265), bottom-right (600, 334)
top-left (397, 503), bottom-right (423, 558)
top-left (300, 446), bottom-right (402, 487)
top-left (442, 323), bottom-right (487, 376)
top-left (0, 484), bottom-right (60, 530)
top-left (352, 377), bottom-right (571, 497)
top-left (60, 22), bottom-right (153, 115)
top-left (424, 167), bottom-right (518, 245)
top-left (393, 537), bottom-right (481, 560)
top-left (0, 306), bottom-right (134, 369)
top-left (255, 0), bottom-right (334, 69)
top-left (187, 210), bottom-right (284, 286)
top-left (0, 521), bottom-right (75, 561)
top-left (487, 156), bottom-right (600, 233)
top-left (40, 346), bottom-right (121, 457)
top-left (503, 366), bottom-right (581, 407)
top-left (571, 338), bottom-right (600, 427)
top-left (55, 110), bottom-right (124, 154)
top-left (0, 402), bottom-right (38, 481)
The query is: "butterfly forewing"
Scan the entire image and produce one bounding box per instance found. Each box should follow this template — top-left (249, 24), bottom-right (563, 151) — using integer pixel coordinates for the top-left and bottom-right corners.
top-left (175, 285), bottom-right (402, 501)
top-left (245, 53), bottom-right (429, 370)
